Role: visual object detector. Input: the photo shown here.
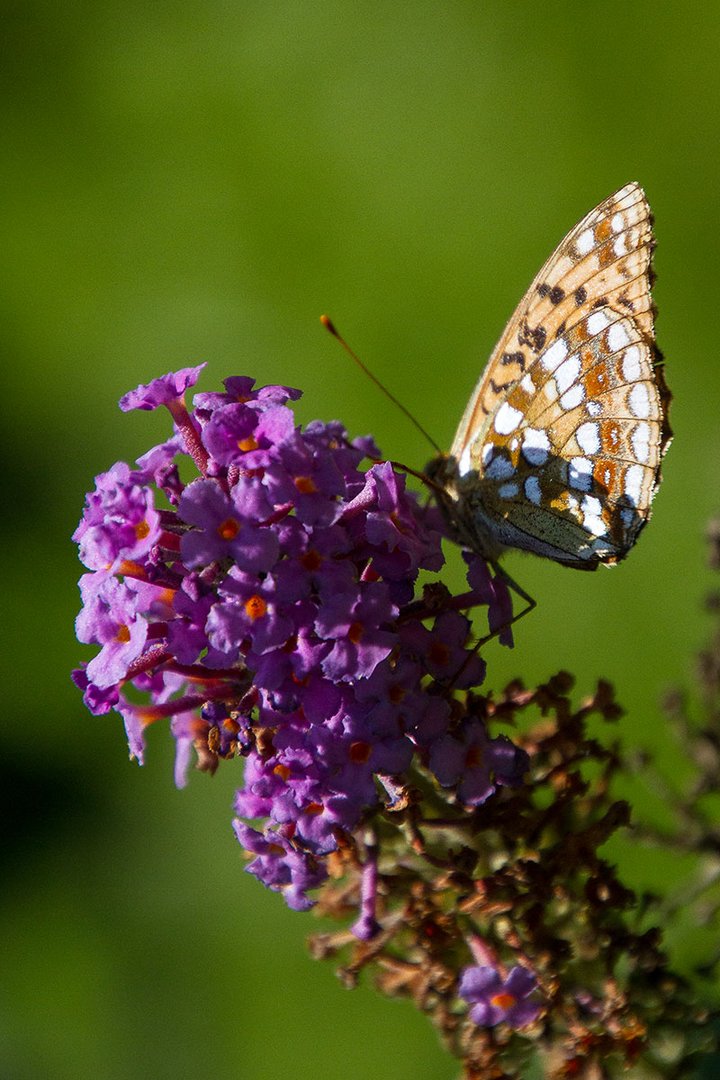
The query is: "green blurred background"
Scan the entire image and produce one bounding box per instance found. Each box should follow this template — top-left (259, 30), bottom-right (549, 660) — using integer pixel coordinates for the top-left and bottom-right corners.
top-left (4, 3), bottom-right (720, 1078)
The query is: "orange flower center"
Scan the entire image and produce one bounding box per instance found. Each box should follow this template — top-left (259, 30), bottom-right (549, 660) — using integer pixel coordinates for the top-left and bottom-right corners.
top-left (134, 519), bottom-right (151, 540)
top-left (490, 992), bottom-right (516, 1011)
top-left (294, 475), bottom-right (318, 495)
top-left (118, 559), bottom-right (145, 578)
top-left (244, 595), bottom-right (267, 620)
top-left (348, 621), bottom-right (364, 644)
top-left (349, 740), bottom-right (371, 764)
top-left (428, 641), bottom-right (450, 667)
top-left (237, 436), bottom-right (258, 452)
top-left (217, 517), bottom-right (240, 540)
top-left (116, 624), bottom-right (131, 644)
top-left (301, 549), bottom-right (322, 571)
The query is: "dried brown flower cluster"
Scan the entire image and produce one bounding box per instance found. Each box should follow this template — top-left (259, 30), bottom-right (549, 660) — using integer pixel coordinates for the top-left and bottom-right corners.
top-left (309, 598), bottom-right (720, 1077)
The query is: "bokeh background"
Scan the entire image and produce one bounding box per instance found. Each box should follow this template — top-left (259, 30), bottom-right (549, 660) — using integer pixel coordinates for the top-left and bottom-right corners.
top-left (4, 3), bottom-right (720, 1078)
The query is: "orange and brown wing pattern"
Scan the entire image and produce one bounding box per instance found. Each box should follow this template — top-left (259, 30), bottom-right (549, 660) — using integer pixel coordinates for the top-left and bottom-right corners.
top-left (444, 183), bottom-right (670, 568)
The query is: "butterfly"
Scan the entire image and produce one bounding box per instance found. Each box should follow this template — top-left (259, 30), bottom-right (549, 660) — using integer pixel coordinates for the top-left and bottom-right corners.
top-left (427, 182), bottom-right (672, 573)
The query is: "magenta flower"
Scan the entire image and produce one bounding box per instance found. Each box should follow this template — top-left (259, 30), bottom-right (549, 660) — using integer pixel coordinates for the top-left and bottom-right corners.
top-left (73, 462), bottom-right (161, 572)
top-left (233, 821), bottom-right (327, 912)
top-left (208, 570), bottom-right (294, 657)
top-left (314, 581), bottom-right (397, 681)
top-left (458, 964), bottom-right (541, 1029)
top-left (178, 478), bottom-right (279, 572)
top-left (75, 573), bottom-right (148, 688)
top-left (119, 364), bottom-right (207, 411)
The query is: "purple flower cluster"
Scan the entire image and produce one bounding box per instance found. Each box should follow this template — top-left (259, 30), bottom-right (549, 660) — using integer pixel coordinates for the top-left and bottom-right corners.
top-left (73, 366), bottom-right (528, 913)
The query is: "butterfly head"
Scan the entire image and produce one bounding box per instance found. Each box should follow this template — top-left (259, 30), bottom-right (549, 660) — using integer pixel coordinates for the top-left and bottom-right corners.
top-left (425, 452), bottom-right (508, 563)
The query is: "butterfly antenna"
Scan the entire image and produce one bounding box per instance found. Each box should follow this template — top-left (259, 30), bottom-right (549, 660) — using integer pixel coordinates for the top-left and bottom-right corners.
top-left (320, 315), bottom-right (443, 455)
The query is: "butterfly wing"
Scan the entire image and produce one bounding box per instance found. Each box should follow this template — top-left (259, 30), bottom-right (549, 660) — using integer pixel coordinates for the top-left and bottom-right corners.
top-left (449, 182), bottom-right (671, 568)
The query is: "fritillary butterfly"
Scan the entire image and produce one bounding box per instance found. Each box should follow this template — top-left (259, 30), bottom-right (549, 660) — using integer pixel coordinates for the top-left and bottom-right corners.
top-left (428, 182), bottom-right (672, 570)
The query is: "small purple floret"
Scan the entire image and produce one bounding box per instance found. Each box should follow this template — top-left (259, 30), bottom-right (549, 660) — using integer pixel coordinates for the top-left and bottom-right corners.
top-left (119, 364), bottom-right (207, 412)
top-left (459, 963), bottom-right (541, 1028)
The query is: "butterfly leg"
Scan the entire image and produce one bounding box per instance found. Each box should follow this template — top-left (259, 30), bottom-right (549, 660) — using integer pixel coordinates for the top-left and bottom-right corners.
top-left (490, 560), bottom-right (537, 637)
top-left (464, 561), bottom-right (537, 653)
top-left (468, 561), bottom-right (537, 652)
top-left (443, 562), bottom-right (537, 690)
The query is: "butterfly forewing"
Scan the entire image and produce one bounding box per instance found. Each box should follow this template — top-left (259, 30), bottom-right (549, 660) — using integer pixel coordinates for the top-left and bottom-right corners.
top-left (441, 183), bottom-right (671, 569)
